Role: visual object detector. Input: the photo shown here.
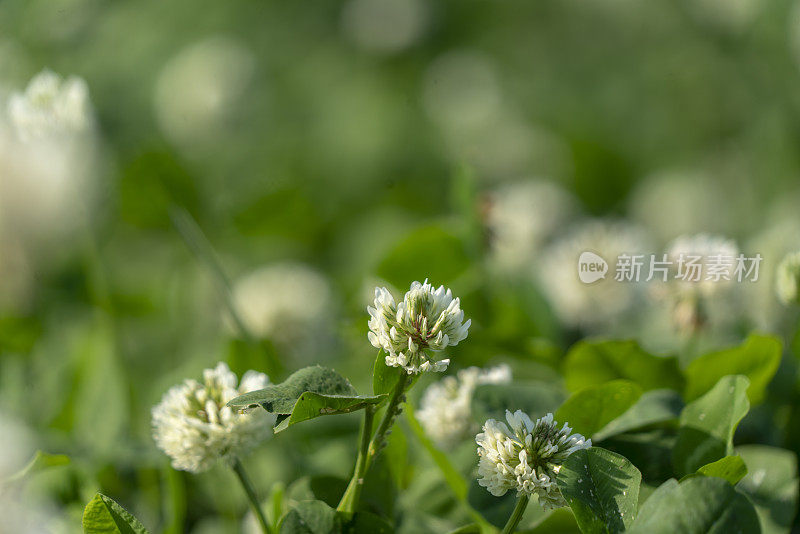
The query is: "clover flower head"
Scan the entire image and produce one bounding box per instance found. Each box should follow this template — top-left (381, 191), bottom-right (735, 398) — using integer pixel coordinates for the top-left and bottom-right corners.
top-left (152, 362), bottom-right (274, 474)
top-left (486, 180), bottom-right (574, 272)
top-left (417, 364), bottom-right (512, 449)
top-left (367, 279), bottom-right (471, 374)
top-left (476, 410), bottom-right (590, 510)
top-left (8, 69), bottom-right (90, 142)
top-left (229, 263), bottom-right (333, 360)
top-left (538, 219), bottom-right (649, 330)
top-left (776, 251), bottom-right (800, 306)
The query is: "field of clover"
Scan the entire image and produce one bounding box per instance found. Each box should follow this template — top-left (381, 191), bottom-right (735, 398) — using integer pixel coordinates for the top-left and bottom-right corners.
top-left (6, 0), bottom-right (800, 533)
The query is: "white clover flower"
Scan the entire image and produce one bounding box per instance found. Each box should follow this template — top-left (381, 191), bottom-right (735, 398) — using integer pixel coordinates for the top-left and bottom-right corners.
top-left (776, 251), bottom-right (800, 306)
top-left (417, 364), bottom-right (512, 450)
top-left (476, 410), bottom-right (590, 510)
top-left (368, 280), bottom-right (471, 374)
top-left (666, 233), bottom-right (739, 296)
top-left (0, 71), bottom-right (98, 253)
top-left (229, 263), bottom-right (333, 360)
top-left (152, 362), bottom-right (275, 474)
top-left (486, 180), bottom-right (575, 273)
top-left (537, 219), bottom-right (650, 331)
top-left (7, 69), bottom-right (90, 142)
top-left (155, 37), bottom-right (254, 152)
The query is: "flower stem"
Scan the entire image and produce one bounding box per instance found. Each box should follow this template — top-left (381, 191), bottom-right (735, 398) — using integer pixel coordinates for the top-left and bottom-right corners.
top-left (367, 370), bottom-right (411, 463)
top-left (232, 458), bottom-right (272, 534)
top-left (336, 404), bottom-right (376, 513)
top-left (500, 495), bottom-right (529, 534)
top-left (337, 369), bottom-right (410, 513)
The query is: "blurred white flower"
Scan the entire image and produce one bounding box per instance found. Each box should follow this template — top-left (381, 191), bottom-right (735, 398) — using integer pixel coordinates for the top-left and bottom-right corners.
top-left (341, 0), bottom-right (428, 54)
top-left (229, 263), bottom-right (333, 359)
top-left (537, 219), bottom-right (649, 331)
top-left (368, 280), bottom-right (471, 374)
top-left (486, 180), bottom-right (575, 272)
top-left (476, 410), bottom-right (590, 510)
top-left (7, 69), bottom-right (90, 142)
top-left (0, 70), bottom-right (98, 254)
top-left (776, 251), bottom-right (800, 306)
top-left (155, 36), bottom-right (254, 151)
top-left (417, 364), bottom-right (512, 450)
top-left (152, 362), bottom-right (274, 474)
top-left (646, 233), bottom-right (741, 335)
top-left (665, 234), bottom-right (739, 296)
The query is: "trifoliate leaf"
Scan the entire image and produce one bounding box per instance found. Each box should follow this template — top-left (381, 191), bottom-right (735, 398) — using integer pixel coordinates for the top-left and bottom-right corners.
top-left (82, 493), bottom-right (149, 534)
top-left (556, 447), bottom-right (641, 534)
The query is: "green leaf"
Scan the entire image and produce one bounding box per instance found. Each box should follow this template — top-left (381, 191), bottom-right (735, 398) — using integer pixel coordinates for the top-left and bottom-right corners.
top-left (280, 500), bottom-right (340, 534)
top-left (273, 391), bottom-right (386, 433)
top-left (341, 511), bottom-right (395, 534)
top-left (446, 525), bottom-right (482, 534)
top-left (683, 334), bottom-right (782, 404)
top-left (384, 422), bottom-right (411, 489)
top-left (5, 450), bottom-right (70, 482)
top-left (593, 390), bottom-right (683, 442)
top-left (471, 382), bottom-right (566, 425)
top-left (227, 366), bottom-right (385, 431)
top-left (466, 478), bottom-right (516, 528)
top-left (672, 375), bottom-right (750, 477)
top-left (563, 339), bottom-right (683, 392)
top-left (599, 429), bottom-right (676, 483)
top-left (556, 380), bottom-right (643, 438)
top-left (376, 224), bottom-right (470, 290)
top-left (82, 493), bottom-right (149, 534)
top-left (404, 405), bottom-right (467, 501)
top-left (555, 447), bottom-right (641, 533)
top-left (519, 508), bottom-right (581, 533)
top-left (372, 351), bottom-right (404, 396)
top-left (228, 365), bottom-right (360, 413)
top-left (628, 477), bottom-right (760, 533)
top-left (736, 445), bottom-right (799, 534)
top-left (682, 456), bottom-right (747, 486)
top-left (405, 405), bottom-right (493, 531)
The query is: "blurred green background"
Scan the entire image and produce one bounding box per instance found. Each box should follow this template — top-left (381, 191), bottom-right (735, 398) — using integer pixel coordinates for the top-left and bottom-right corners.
top-left (2, 0), bottom-right (800, 532)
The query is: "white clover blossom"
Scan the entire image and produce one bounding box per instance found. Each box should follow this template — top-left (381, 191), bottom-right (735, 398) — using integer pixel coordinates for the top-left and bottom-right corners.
top-left (486, 180), bottom-right (575, 273)
top-left (368, 280), bottom-right (471, 374)
top-left (476, 410), bottom-right (590, 510)
top-left (537, 219), bottom-right (649, 331)
top-left (417, 364), bottom-right (512, 450)
top-left (229, 263), bottom-right (333, 361)
top-left (666, 233), bottom-right (739, 295)
top-left (7, 69), bottom-right (90, 141)
top-left (776, 251), bottom-right (800, 305)
top-left (0, 70), bottom-right (98, 252)
top-left (152, 362), bottom-right (274, 474)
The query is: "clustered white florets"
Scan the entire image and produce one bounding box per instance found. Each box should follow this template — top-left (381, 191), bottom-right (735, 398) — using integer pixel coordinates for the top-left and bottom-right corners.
top-left (7, 69), bottom-right (91, 142)
top-left (417, 365), bottom-right (512, 450)
top-left (476, 410), bottom-right (590, 510)
top-left (368, 280), bottom-right (471, 374)
top-left (152, 362), bottom-right (274, 474)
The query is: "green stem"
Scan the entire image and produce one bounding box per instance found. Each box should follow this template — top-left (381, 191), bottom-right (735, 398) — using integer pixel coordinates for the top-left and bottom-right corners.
top-left (337, 369), bottom-right (411, 513)
top-left (169, 207), bottom-right (258, 345)
top-left (500, 495), bottom-right (529, 534)
top-left (336, 405), bottom-right (376, 513)
top-left (232, 458), bottom-right (272, 534)
top-left (367, 370), bottom-right (411, 463)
